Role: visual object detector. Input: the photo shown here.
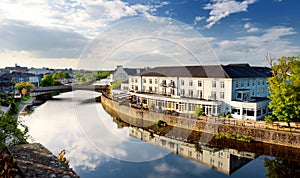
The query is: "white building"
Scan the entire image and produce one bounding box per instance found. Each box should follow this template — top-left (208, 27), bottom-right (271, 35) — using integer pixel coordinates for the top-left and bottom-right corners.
top-left (128, 64), bottom-right (271, 120)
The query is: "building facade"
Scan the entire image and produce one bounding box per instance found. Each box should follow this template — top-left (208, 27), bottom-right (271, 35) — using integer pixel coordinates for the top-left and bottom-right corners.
top-left (127, 64), bottom-right (271, 120)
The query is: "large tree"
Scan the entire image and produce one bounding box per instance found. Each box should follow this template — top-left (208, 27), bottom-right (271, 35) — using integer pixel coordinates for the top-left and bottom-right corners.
top-left (267, 55), bottom-right (300, 125)
top-left (40, 74), bottom-right (55, 86)
top-left (15, 81), bottom-right (34, 95)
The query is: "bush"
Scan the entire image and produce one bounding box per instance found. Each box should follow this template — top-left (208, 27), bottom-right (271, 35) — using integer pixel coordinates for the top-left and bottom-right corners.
top-left (194, 106), bottom-right (205, 117)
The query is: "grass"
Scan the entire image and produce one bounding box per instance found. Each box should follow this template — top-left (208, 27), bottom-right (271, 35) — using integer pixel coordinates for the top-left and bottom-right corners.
top-left (21, 95), bottom-right (31, 102)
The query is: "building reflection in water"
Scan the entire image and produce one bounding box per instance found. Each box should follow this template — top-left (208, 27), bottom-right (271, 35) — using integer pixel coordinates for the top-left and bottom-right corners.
top-left (128, 126), bottom-right (257, 175)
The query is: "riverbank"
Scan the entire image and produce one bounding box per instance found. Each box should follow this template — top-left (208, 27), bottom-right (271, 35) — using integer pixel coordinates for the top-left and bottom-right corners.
top-left (1, 143), bottom-right (79, 178)
top-left (101, 94), bottom-right (300, 148)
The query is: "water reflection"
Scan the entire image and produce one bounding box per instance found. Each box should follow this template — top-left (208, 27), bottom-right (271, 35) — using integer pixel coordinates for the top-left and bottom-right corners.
top-left (21, 91), bottom-right (300, 177)
top-left (128, 126), bottom-right (257, 175)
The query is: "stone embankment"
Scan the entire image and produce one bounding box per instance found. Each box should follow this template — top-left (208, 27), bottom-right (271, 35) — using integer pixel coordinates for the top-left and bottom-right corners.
top-left (101, 94), bottom-right (300, 148)
top-left (4, 143), bottom-right (79, 178)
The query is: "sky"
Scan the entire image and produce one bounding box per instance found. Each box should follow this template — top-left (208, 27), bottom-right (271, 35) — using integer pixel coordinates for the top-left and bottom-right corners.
top-left (0, 0), bottom-right (299, 70)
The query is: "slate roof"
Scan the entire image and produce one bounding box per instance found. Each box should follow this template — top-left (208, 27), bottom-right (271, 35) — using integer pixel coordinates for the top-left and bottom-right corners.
top-left (135, 64), bottom-right (271, 78)
top-left (123, 68), bottom-right (146, 75)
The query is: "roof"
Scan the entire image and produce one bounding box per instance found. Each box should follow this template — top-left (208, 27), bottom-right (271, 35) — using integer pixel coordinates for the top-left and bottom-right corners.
top-left (123, 68), bottom-right (145, 75)
top-left (134, 64), bottom-right (271, 78)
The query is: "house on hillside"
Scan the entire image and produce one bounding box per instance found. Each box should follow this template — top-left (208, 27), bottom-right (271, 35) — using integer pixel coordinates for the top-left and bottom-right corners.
top-left (112, 65), bottom-right (146, 90)
top-left (128, 64), bottom-right (271, 121)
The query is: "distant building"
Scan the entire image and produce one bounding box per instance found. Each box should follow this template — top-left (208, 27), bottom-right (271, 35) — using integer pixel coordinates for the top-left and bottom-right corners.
top-left (112, 65), bottom-right (145, 82)
top-left (4, 64), bottom-right (28, 73)
top-left (112, 65), bottom-right (146, 90)
top-left (28, 68), bottom-right (52, 76)
top-left (128, 64), bottom-right (271, 120)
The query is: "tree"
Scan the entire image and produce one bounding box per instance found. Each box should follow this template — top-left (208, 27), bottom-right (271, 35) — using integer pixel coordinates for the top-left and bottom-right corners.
top-left (15, 81), bottom-right (34, 95)
top-left (0, 93), bottom-right (28, 150)
top-left (264, 158), bottom-right (300, 178)
top-left (267, 55), bottom-right (300, 126)
top-left (194, 106), bottom-right (205, 117)
top-left (41, 74), bottom-right (54, 86)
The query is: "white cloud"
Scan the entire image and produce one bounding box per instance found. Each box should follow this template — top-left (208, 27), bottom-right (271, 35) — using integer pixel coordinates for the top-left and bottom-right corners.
top-left (214, 26), bottom-right (300, 65)
top-left (244, 22), bottom-right (260, 33)
top-left (204, 0), bottom-right (256, 28)
top-left (0, 0), bottom-right (164, 39)
top-left (194, 16), bottom-right (205, 25)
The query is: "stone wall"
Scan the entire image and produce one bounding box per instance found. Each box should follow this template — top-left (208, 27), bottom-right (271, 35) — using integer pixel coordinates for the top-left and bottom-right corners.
top-left (101, 95), bottom-right (300, 148)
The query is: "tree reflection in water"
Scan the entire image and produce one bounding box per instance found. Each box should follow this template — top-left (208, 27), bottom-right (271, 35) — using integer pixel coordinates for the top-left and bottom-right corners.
top-left (264, 158), bottom-right (300, 178)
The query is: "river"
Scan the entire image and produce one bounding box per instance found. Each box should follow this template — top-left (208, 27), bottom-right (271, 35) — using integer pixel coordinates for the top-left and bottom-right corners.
top-left (20, 91), bottom-right (300, 178)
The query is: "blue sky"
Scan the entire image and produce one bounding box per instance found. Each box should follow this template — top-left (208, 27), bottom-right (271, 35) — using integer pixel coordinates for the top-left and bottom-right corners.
top-left (0, 0), bottom-right (299, 69)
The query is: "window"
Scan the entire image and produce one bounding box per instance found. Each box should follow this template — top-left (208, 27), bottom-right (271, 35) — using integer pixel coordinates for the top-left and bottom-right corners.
top-left (188, 89), bottom-right (193, 97)
top-left (180, 89), bottom-right (185, 96)
top-left (220, 92), bottom-right (224, 99)
top-left (241, 81), bottom-right (244, 88)
top-left (135, 85), bottom-right (138, 90)
top-left (181, 80), bottom-right (184, 86)
top-left (131, 85), bottom-right (134, 90)
top-left (212, 81), bottom-right (216, 88)
top-left (247, 80), bottom-right (250, 87)
top-left (149, 86), bottom-right (153, 92)
top-left (198, 80), bottom-right (202, 87)
top-left (258, 80), bottom-right (261, 85)
top-left (197, 90), bottom-right (203, 98)
top-left (155, 79), bottom-right (158, 84)
top-left (252, 80), bottom-right (255, 86)
top-left (149, 79), bottom-right (152, 84)
top-left (236, 81), bottom-right (239, 88)
top-left (262, 80), bottom-right (265, 85)
top-left (237, 93), bottom-right (242, 99)
top-left (135, 78), bottom-right (137, 83)
top-left (220, 81), bottom-right (224, 88)
top-left (218, 161), bottom-right (223, 167)
top-left (211, 91), bottom-right (216, 100)
top-left (155, 87), bottom-right (158, 93)
top-left (131, 78), bottom-right (134, 82)
top-left (189, 80), bottom-right (193, 86)
top-left (143, 79), bottom-right (146, 83)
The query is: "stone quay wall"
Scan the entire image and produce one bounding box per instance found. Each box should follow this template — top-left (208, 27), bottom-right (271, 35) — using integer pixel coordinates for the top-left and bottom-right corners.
top-left (101, 95), bottom-right (300, 148)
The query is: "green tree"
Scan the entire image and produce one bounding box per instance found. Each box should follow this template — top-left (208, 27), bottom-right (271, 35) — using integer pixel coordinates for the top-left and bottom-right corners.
top-left (268, 56), bottom-right (300, 126)
top-left (53, 71), bottom-right (66, 80)
top-left (15, 81), bottom-right (34, 95)
top-left (194, 106), bottom-right (205, 117)
top-left (111, 78), bottom-right (122, 89)
top-left (97, 71), bottom-right (111, 80)
top-left (41, 74), bottom-right (55, 86)
top-left (0, 112), bottom-right (28, 150)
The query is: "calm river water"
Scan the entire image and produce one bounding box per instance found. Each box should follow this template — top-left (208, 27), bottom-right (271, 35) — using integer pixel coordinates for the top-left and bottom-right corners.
top-left (20, 91), bottom-right (300, 178)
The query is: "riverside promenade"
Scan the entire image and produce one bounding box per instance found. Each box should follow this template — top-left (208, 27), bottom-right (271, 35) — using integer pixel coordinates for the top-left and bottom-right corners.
top-left (101, 93), bottom-right (300, 148)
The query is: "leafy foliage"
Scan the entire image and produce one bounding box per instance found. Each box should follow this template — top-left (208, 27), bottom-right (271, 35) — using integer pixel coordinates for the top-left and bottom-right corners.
top-left (0, 93), bottom-right (28, 150)
top-left (111, 78), bottom-right (122, 89)
top-left (194, 106), bottom-right (205, 117)
top-left (15, 81), bottom-right (34, 95)
top-left (264, 158), bottom-right (300, 178)
top-left (41, 74), bottom-right (55, 86)
top-left (268, 55), bottom-right (300, 125)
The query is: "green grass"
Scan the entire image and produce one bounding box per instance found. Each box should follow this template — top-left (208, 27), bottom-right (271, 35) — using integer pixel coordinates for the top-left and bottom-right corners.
top-left (21, 95), bottom-right (31, 102)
